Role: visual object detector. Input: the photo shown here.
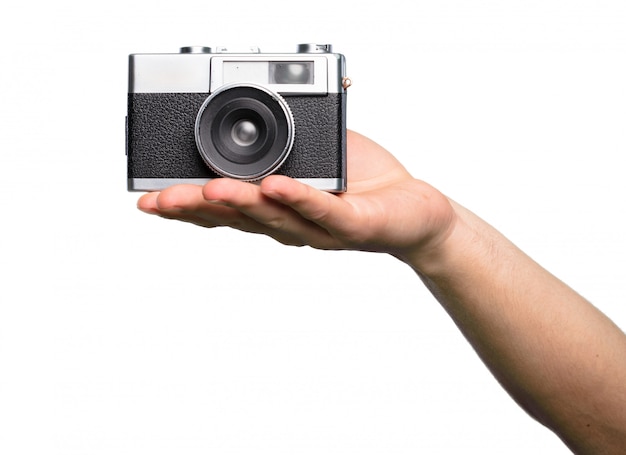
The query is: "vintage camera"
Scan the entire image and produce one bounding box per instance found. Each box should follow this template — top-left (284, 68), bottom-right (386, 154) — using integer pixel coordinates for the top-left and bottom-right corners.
top-left (126, 44), bottom-right (348, 192)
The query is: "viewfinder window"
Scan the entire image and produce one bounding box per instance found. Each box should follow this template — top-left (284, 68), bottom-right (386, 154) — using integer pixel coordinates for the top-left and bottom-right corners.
top-left (269, 62), bottom-right (314, 84)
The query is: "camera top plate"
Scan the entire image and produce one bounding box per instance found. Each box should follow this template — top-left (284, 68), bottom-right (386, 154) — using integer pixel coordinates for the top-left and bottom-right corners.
top-left (129, 44), bottom-right (347, 95)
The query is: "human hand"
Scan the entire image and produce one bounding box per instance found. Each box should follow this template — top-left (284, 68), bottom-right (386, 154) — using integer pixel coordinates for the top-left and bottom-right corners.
top-left (137, 130), bottom-right (456, 267)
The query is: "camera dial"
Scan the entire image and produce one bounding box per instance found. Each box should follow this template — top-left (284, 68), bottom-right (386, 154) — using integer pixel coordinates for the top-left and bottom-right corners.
top-left (180, 46), bottom-right (212, 54)
top-left (297, 43), bottom-right (332, 53)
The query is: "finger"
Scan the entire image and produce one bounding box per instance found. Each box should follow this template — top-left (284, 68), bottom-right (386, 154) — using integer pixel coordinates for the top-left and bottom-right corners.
top-left (136, 191), bottom-right (161, 214)
top-left (202, 178), bottom-right (339, 248)
top-left (136, 184), bottom-right (245, 229)
top-left (135, 183), bottom-right (315, 245)
top-left (260, 175), bottom-right (362, 238)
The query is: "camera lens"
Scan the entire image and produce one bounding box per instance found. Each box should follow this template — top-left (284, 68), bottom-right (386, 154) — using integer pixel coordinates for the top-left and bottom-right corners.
top-left (195, 84), bottom-right (294, 181)
top-left (231, 119), bottom-right (259, 147)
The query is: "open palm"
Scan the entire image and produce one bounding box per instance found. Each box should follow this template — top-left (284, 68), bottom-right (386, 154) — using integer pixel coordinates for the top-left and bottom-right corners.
top-left (137, 130), bottom-right (455, 261)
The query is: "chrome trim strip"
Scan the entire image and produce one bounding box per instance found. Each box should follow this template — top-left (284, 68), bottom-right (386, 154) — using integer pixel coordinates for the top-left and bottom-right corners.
top-left (128, 178), bottom-right (346, 192)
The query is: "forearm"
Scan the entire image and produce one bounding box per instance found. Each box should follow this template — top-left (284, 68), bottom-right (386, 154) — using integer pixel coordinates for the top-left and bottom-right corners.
top-left (405, 200), bottom-right (626, 454)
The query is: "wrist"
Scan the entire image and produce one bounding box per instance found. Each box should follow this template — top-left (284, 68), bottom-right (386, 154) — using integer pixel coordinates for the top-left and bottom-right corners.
top-left (397, 200), bottom-right (482, 278)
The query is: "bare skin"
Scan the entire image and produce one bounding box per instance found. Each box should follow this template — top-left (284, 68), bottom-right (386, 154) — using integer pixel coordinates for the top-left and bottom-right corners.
top-left (138, 130), bottom-right (626, 454)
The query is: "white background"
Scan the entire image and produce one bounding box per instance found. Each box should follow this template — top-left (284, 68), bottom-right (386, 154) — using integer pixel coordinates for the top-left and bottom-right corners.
top-left (1, 1), bottom-right (625, 453)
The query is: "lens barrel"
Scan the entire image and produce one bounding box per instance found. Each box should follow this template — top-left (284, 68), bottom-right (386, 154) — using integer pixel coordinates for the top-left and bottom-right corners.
top-left (195, 84), bottom-right (295, 181)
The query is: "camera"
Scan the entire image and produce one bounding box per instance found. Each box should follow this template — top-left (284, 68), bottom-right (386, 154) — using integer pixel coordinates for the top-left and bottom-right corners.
top-left (126, 44), bottom-right (348, 192)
